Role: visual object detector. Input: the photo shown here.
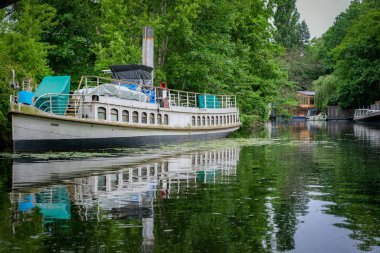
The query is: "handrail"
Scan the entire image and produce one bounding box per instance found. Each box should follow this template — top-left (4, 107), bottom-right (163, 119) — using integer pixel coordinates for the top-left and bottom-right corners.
top-left (80, 75), bottom-right (236, 98)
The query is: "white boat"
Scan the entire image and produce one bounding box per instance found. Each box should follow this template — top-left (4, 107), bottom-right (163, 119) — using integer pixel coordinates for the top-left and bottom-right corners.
top-left (354, 103), bottom-right (380, 122)
top-left (10, 28), bottom-right (240, 152)
top-left (307, 112), bottom-right (327, 121)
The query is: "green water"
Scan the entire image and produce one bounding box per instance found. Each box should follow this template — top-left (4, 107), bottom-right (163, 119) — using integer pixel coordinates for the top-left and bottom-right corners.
top-left (0, 121), bottom-right (379, 253)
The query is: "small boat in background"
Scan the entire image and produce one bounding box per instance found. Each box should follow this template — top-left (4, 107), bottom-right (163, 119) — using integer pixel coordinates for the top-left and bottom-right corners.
top-left (354, 102), bottom-right (380, 123)
top-left (307, 112), bottom-right (327, 121)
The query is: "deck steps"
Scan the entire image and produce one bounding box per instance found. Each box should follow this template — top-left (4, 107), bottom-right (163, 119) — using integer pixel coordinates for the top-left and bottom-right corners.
top-left (65, 95), bottom-right (80, 117)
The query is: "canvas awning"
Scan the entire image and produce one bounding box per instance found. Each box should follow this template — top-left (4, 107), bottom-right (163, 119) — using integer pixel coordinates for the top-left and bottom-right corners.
top-left (110, 64), bottom-right (153, 85)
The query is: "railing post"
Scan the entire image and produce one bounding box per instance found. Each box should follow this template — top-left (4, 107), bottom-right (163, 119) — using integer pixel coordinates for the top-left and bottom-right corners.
top-left (49, 96), bottom-right (52, 114)
top-left (118, 82), bottom-right (121, 98)
top-left (9, 95), bottom-right (13, 111)
top-left (178, 91), bottom-right (180, 106)
top-left (186, 92), bottom-right (189, 107)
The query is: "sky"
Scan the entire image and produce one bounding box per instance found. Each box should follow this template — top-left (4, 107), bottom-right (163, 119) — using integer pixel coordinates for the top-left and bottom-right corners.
top-left (296, 0), bottom-right (352, 38)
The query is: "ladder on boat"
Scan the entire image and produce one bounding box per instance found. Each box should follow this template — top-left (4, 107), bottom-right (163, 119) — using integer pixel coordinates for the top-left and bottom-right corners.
top-left (65, 93), bottom-right (81, 117)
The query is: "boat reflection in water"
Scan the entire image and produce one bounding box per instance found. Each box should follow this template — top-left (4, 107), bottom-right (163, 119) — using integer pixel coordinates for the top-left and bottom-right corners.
top-left (354, 123), bottom-right (380, 146)
top-left (10, 147), bottom-right (239, 252)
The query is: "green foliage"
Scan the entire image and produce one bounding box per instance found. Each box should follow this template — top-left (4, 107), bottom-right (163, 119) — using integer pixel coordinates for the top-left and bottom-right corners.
top-left (273, 0), bottom-right (307, 49)
top-left (317, 0), bottom-right (362, 73)
top-left (333, 9), bottom-right (380, 108)
top-left (313, 74), bottom-right (339, 112)
top-left (272, 0), bottom-right (317, 91)
top-left (39, 0), bottom-right (101, 82)
top-left (313, 0), bottom-right (380, 109)
top-left (284, 45), bottom-right (324, 90)
top-left (94, 0), bottom-right (141, 71)
top-left (0, 1), bottom-right (54, 147)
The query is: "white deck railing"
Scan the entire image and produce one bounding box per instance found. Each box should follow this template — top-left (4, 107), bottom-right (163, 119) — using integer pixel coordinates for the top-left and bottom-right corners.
top-left (11, 76), bottom-right (238, 117)
top-left (79, 76), bottom-right (237, 109)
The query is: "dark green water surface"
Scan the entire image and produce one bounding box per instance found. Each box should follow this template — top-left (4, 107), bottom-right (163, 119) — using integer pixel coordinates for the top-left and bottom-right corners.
top-left (0, 121), bottom-right (379, 253)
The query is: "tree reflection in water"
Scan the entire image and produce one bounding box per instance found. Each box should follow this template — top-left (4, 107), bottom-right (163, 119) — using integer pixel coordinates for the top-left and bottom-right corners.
top-left (0, 123), bottom-right (379, 252)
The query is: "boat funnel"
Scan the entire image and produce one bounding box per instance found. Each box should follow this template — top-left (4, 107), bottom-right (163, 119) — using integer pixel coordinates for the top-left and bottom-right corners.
top-left (142, 26), bottom-right (154, 69)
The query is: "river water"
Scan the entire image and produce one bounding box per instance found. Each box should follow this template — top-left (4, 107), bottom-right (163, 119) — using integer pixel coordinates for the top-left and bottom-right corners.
top-left (0, 121), bottom-right (379, 253)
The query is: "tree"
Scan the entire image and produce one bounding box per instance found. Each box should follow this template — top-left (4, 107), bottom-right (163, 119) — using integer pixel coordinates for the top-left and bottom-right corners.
top-left (272, 0), bottom-right (315, 92)
top-left (333, 9), bottom-right (380, 108)
top-left (0, 0), bottom-right (55, 147)
top-left (39, 0), bottom-right (101, 82)
top-left (313, 74), bottom-right (339, 112)
top-left (317, 0), bottom-right (362, 73)
top-left (313, 0), bottom-right (380, 109)
top-left (273, 0), bottom-right (304, 49)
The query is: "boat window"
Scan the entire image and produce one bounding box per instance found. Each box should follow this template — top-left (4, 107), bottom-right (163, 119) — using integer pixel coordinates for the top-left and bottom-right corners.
top-left (122, 110), bottom-right (129, 123)
top-left (227, 115), bottom-right (230, 124)
top-left (192, 116), bottom-right (196, 126)
top-left (98, 107), bottom-right (106, 120)
top-left (233, 115), bottom-right (235, 123)
top-left (202, 116), bottom-right (205, 126)
top-left (132, 111), bottom-right (139, 123)
top-left (150, 113), bottom-right (155, 124)
top-left (211, 116), bottom-right (214, 125)
top-left (142, 112), bottom-right (147, 124)
top-left (216, 116), bottom-right (219, 125)
top-left (223, 116), bottom-right (226, 124)
top-left (207, 116), bottom-right (210, 126)
top-left (157, 114), bottom-right (162, 124)
top-left (164, 114), bottom-right (169, 125)
top-left (111, 109), bottom-right (118, 122)
top-left (197, 116), bottom-right (201, 126)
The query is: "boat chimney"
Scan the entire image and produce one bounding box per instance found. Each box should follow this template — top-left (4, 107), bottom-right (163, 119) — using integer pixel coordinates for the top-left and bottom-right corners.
top-left (142, 26), bottom-right (154, 69)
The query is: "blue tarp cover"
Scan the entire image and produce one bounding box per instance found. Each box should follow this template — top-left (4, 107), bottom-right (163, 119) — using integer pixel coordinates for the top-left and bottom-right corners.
top-left (197, 94), bottom-right (220, 108)
top-left (34, 76), bottom-right (71, 115)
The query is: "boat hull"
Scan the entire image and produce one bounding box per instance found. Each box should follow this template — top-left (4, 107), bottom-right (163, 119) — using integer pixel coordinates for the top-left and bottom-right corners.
top-left (354, 111), bottom-right (380, 123)
top-left (12, 112), bottom-right (240, 152)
